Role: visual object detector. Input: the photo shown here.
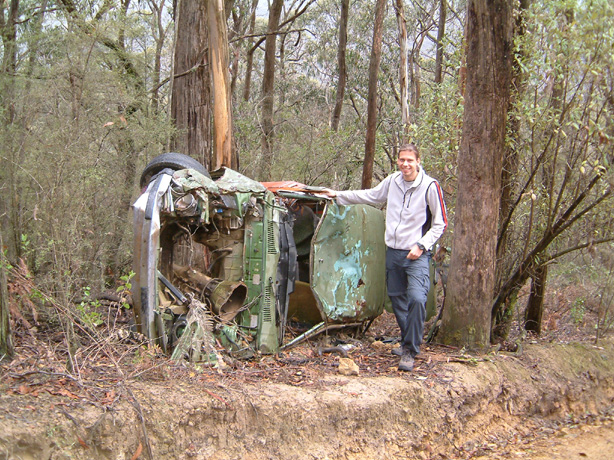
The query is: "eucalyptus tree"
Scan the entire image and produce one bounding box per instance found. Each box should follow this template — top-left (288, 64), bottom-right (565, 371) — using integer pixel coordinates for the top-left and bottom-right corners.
top-left (256, 0), bottom-right (315, 180)
top-left (439, 0), bottom-right (514, 349)
top-left (147, 0), bottom-right (174, 112)
top-left (434, 0), bottom-right (446, 84)
top-left (331, 0), bottom-right (349, 132)
top-left (170, 0), bottom-right (211, 166)
top-left (227, 0), bottom-right (258, 98)
top-left (361, 0), bottom-right (386, 188)
top-left (257, 0), bottom-right (283, 181)
top-left (1, 0), bottom-right (22, 261)
top-left (0, 236), bottom-right (13, 358)
top-left (240, 0), bottom-right (262, 102)
top-left (208, 0), bottom-right (234, 168)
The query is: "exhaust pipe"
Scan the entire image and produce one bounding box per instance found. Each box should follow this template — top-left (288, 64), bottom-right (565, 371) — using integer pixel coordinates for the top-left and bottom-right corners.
top-left (173, 264), bottom-right (247, 322)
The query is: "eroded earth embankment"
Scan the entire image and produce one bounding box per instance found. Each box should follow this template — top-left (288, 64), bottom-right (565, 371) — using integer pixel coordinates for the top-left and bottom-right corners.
top-left (1, 339), bottom-right (613, 459)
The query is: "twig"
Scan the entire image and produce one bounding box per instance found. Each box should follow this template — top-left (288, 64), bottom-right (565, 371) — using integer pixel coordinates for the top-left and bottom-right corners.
top-left (204, 388), bottom-right (232, 409)
top-left (125, 387), bottom-right (154, 460)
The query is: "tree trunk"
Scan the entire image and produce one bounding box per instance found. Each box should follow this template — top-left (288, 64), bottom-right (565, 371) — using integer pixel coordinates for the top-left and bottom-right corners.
top-left (439, 0), bottom-right (513, 350)
top-left (1, 0), bottom-right (21, 262)
top-left (149, 0), bottom-right (167, 112)
top-left (207, 0), bottom-right (234, 169)
top-left (278, 27), bottom-right (287, 106)
top-left (331, 0), bottom-right (349, 132)
top-left (0, 0), bottom-right (18, 77)
top-left (495, 0), bottom-right (529, 292)
top-left (394, 0), bottom-right (409, 137)
top-left (242, 0), bottom-right (259, 102)
top-left (434, 0), bottom-right (446, 84)
top-left (258, 0), bottom-right (283, 181)
top-left (170, 0), bottom-right (211, 168)
top-left (362, 0), bottom-right (386, 189)
top-left (0, 235), bottom-right (13, 358)
top-left (229, 8), bottom-right (240, 97)
top-left (525, 264), bottom-right (547, 334)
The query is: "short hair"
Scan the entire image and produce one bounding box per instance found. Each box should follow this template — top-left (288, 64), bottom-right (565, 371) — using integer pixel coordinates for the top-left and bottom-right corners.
top-left (398, 143), bottom-right (420, 160)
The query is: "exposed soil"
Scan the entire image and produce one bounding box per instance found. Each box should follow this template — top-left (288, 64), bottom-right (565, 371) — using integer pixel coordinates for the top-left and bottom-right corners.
top-left (1, 281), bottom-right (613, 459)
top-left (473, 416), bottom-right (614, 460)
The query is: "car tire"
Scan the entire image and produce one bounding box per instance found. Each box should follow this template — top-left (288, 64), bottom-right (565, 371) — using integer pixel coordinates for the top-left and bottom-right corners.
top-left (140, 152), bottom-right (210, 188)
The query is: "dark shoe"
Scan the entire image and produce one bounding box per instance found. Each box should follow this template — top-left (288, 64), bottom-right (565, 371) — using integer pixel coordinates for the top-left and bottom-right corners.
top-left (391, 346), bottom-right (404, 356)
top-left (398, 354), bottom-right (414, 372)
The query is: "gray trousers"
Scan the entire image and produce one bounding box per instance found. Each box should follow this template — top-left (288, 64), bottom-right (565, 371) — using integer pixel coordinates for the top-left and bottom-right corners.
top-left (386, 247), bottom-right (431, 357)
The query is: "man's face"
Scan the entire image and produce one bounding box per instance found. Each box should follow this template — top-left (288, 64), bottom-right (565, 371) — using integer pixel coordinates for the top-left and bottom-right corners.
top-left (397, 150), bottom-right (420, 181)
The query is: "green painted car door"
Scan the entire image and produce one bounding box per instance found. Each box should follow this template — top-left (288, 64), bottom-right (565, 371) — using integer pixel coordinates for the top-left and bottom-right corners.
top-left (310, 202), bottom-right (387, 323)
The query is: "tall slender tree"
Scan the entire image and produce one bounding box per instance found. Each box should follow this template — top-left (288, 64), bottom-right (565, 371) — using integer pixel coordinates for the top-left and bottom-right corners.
top-left (1, 0), bottom-right (20, 261)
top-left (434, 0), bottom-right (447, 84)
top-left (258, 0), bottom-right (283, 181)
top-left (394, 0), bottom-right (409, 137)
top-left (331, 0), bottom-right (350, 132)
top-left (0, 235), bottom-right (13, 358)
top-left (361, 0), bottom-right (386, 189)
top-left (242, 0), bottom-right (259, 102)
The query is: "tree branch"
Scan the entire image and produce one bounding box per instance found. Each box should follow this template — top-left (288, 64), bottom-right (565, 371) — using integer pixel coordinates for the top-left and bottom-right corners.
top-left (492, 174), bottom-right (610, 317)
top-left (546, 236), bottom-right (614, 262)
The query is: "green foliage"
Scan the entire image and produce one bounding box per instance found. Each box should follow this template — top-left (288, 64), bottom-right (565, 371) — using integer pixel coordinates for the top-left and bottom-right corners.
top-left (1, 0), bottom-right (175, 302)
top-left (77, 286), bottom-right (103, 328)
top-left (493, 0), bottom-right (614, 330)
top-left (0, 250), bottom-right (12, 272)
top-left (570, 297), bottom-right (586, 325)
top-left (116, 270), bottom-right (135, 310)
top-left (19, 234), bottom-right (30, 254)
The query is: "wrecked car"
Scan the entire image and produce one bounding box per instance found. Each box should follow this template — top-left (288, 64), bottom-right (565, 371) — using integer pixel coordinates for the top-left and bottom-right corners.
top-left (132, 152), bottom-right (387, 359)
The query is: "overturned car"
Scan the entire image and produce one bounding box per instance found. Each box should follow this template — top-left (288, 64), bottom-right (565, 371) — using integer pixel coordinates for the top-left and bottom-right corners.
top-left (132, 153), bottom-right (387, 359)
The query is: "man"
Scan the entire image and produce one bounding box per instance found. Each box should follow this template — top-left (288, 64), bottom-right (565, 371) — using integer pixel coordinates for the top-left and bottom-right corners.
top-left (326, 144), bottom-right (447, 371)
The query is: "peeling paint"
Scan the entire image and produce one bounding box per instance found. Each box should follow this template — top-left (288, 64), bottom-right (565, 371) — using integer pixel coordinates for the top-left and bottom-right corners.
top-left (311, 202), bottom-right (386, 323)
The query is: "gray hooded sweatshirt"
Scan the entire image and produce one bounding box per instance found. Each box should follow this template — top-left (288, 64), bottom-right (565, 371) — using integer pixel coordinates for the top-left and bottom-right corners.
top-left (336, 168), bottom-right (447, 251)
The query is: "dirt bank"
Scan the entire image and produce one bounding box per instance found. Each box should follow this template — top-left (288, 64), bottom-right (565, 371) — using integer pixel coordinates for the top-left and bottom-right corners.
top-left (1, 335), bottom-right (613, 460)
top-left (474, 417), bottom-right (614, 460)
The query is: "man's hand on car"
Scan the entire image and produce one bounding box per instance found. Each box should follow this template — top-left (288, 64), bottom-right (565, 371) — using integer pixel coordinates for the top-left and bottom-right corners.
top-left (322, 188), bottom-right (338, 198)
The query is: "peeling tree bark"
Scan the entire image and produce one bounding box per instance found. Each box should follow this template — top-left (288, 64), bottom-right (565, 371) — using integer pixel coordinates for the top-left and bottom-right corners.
top-left (207, 0), bottom-right (234, 169)
top-left (170, 0), bottom-right (211, 168)
top-left (394, 0), bottom-right (409, 137)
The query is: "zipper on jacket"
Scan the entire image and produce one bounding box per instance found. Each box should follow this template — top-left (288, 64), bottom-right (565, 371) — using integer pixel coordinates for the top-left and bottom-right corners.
top-left (393, 188), bottom-right (413, 248)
